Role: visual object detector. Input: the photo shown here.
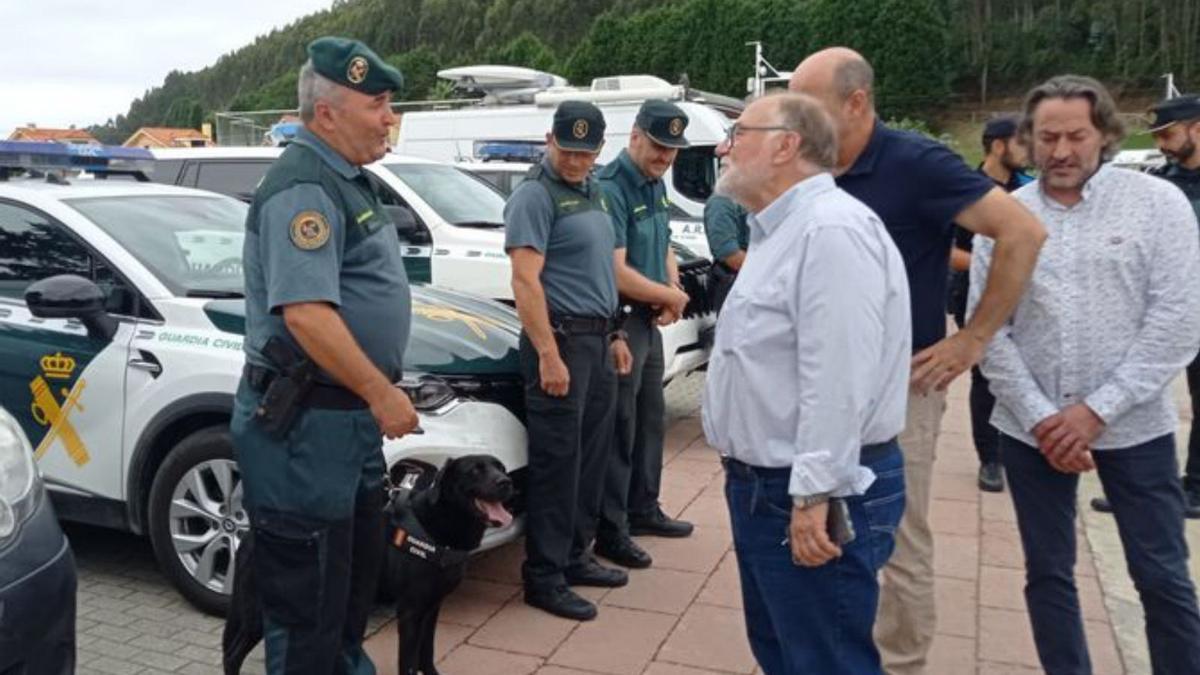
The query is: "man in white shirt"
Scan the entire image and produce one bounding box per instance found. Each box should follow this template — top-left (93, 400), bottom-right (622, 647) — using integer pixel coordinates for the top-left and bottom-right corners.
top-left (702, 92), bottom-right (911, 674)
top-left (971, 74), bottom-right (1200, 674)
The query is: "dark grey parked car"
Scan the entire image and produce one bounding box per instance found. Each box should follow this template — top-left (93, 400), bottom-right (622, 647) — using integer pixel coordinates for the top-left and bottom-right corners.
top-left (0, 406), bottom-right (76, 674)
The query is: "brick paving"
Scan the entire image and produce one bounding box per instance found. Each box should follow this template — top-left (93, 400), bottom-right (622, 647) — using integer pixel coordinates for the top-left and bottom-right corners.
top-left (70, 372), bottom-right (1193, 673)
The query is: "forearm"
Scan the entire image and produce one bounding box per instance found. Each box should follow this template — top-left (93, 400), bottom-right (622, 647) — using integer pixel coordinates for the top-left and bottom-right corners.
top-left (616, 264), bottom-right (675, 305)
top-left (962, 227), bottom-right (1041, 342)
top-left (666, 249), bottom-right (680, 286)
top-left (721, 249), bottom-right (746, 271)
top-left (512, 276), bottom-right (560, 359)
top-left (283, 303), bottom-right (393, 403)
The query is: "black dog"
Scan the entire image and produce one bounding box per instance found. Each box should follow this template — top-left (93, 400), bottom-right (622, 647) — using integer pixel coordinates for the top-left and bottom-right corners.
top-left (222, 455), bottom-right (514, 675)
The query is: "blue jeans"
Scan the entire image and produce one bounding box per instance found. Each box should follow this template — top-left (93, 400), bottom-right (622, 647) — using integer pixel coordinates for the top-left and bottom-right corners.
top-left (1001, 433), bottom-right (1200, 675)
top-left (724, 442), bottom-right (905, 675)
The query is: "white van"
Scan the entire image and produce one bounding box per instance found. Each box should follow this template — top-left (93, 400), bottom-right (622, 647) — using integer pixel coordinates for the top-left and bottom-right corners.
top-left (395, 71), bottom-right (739, 221)
top-left (148, 147), bottom-right (713, 382)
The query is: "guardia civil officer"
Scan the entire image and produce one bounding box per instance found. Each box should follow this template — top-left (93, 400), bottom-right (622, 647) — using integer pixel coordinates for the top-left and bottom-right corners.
top-left (594, 100), bottom-right (695, 572)
top-left (229, 37), bottom-right (419, 675)
top-left (703, 194), bottom-right (749, 314)
top-left (505, 101), bottom-right (634, 621)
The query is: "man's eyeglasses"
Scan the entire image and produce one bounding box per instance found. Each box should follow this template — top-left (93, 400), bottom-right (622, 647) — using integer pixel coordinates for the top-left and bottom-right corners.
top-left (724, 122), bottom-right (793, 148)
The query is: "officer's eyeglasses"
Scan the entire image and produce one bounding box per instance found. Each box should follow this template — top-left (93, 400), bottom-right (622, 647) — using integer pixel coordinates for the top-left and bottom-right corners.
top-left (724, 122), bottom-right (793, 148)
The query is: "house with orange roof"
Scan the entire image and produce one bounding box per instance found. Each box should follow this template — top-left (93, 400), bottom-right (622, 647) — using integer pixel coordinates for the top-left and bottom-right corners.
top-left (7, 126), bottom-right (99, 145)
top-left (123, 126), bottom-right (212, 149)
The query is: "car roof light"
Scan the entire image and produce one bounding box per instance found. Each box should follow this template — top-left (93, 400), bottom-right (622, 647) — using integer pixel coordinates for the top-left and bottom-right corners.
top-left (0, 141), bottom-right (154, 181)
top-left (473, 140), bottom-right (545, 163)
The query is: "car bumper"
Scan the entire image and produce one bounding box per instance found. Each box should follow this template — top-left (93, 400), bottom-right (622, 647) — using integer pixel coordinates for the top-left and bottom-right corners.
top-left (0, 489), bottom-right (77, 673)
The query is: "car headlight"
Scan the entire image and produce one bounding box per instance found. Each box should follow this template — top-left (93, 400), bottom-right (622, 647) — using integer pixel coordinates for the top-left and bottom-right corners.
top-left (397, 377), bottom-right (458, 412)
top-left (0, 409), bottom-right (39, 540)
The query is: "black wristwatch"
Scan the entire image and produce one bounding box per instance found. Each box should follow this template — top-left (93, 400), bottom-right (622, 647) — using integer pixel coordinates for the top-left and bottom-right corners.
top-left (608, 329), bottom-right (629, 344)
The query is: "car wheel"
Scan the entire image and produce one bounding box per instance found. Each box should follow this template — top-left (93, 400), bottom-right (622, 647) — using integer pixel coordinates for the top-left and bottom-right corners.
top-left (147, 426), bottom-right (246, 616)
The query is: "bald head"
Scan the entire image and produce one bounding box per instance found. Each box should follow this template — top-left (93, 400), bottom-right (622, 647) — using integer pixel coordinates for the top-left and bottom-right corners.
top-left (789, 47), bottom-right (874, 104)
top-left (788, 47), bottom-right (876, 171)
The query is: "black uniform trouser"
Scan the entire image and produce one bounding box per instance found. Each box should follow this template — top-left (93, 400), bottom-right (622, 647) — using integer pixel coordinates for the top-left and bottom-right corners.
top-left (1185, 354), bottom-right (1200, 492)
top-left (953, 311), bottom-right (999, 466)
top-left (519, 331), bottom-right (617, 590)
top-left (599, 314), bottom-right (666, 540)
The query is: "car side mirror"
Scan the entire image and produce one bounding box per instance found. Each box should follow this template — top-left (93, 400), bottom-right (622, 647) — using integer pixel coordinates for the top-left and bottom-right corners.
top-left (25, 275), bottom-right (119, 341)
top-left (384, 205), bottom-right (432, 247)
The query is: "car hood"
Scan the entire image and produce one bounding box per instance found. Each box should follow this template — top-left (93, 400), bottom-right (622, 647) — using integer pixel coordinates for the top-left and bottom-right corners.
top-left (203, 285), bottom-right (520, 376)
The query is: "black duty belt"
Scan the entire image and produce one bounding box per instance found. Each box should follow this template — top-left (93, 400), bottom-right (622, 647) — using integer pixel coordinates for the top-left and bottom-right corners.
top-left (550, 313), bottom-right (616, 336)
top-left (721, 438), bottom-right (899, 480)
top-left (243, 364), bottom-right (368, 410)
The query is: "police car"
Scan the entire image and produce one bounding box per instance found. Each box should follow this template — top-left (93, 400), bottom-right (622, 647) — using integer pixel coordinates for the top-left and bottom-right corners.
top-left (150, 146), bottom-right (715, 381)
top-left (0, 142), bottom-right (527, 615)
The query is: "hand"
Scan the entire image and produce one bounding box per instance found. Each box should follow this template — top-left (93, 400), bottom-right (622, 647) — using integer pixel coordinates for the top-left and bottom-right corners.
top-left (789, 502), bottom-right (841, 567)
top-left (656, 306), bottom-right (681, 326)
top-left (367, 385), bottom-right (420, 439)
top-left (610, 338), bottom-right (633, 375)
top-left (1033, 406), bottom-right (1103, 473)
top-left (910, 329), bottom-right (987, 394)
top-left (538, 351), bottom-right (570, 397)
top-left (664, 286), bottom-right (690, 320)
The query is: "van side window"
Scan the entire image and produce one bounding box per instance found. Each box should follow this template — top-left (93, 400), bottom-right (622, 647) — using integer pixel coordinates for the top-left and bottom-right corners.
top-left (194, 161), bottom-right (272, 202)
top-left (672, 145), bottom-right (718, 202)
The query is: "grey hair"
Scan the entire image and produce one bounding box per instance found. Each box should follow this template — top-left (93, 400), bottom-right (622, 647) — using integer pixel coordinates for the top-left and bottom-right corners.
top-left (1019, 74), bottom-right (1126, 161)
top-left (297, 60), bottom-right (344, 123)
top-left (770, 92), bottom-right (839, 171)
top-left (833, 57), bottom-right (874, 105)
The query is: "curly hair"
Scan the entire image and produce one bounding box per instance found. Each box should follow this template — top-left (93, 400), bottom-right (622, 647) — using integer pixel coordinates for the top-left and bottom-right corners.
top-left (1018, 75), bottom-right (1126, 161)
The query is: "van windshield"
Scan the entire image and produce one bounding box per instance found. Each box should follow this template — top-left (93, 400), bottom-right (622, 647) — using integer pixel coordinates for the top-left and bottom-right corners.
top-left (384, 163), bottom-right (507, 228)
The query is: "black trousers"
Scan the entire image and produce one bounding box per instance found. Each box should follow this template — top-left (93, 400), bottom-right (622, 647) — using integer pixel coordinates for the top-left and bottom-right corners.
top-left (599, 315), bottom-right (666, 539)
top-left (953, 312), bottom-right (999, 466)
top-left (1185, 355), bottom-right (1200, 492)
top-left (519, 331), bottom-right (617, 589)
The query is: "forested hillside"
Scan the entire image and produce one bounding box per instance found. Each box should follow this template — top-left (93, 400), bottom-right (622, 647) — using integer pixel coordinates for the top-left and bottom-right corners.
top-left (87, 0), bottom-right (1200, 143)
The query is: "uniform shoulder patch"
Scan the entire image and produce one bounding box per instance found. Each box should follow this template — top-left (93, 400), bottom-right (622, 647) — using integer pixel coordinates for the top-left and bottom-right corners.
top-left (290, 211), bottom-right (331, 250)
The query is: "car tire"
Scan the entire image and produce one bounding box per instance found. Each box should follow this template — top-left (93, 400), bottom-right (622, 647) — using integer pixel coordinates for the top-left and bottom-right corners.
top-left (147, 425), bottom-right (246, 616)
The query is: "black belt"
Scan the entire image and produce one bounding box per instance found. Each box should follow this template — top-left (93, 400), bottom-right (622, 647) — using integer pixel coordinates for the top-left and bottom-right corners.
top-left (243, 364), bottom-right (368, 410)
top-left (721, 438), bottom-right (899, 480)
top-left (623, 302), bottom-right (657, 323)
top-left (550, 313), bottom-right (616, 336)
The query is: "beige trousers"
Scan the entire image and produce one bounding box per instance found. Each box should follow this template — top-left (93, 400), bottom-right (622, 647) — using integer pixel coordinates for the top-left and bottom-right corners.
top-left (874, 389), bottom-right (947, 675)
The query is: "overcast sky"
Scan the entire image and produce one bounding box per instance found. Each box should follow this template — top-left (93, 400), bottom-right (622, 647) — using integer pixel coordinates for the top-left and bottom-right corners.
top-left (0, 0), bottom-right (335, 139)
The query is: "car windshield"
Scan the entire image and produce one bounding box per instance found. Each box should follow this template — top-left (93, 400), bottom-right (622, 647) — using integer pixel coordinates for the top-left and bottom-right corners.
top-left (383, 163), bottom-right (506, 227)
top-left (65, 195), bottom-right (248, 297)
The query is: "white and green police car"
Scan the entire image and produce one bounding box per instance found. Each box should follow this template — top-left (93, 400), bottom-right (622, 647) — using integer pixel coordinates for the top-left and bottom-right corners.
top-left (149, 147), bottom-right (716, 382)
top-left (0, 142), bottom-right (527, 615)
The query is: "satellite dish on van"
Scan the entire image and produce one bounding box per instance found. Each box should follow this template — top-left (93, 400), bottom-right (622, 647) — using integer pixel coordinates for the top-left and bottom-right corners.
top-left (438, 66), bottom-right (568, 93)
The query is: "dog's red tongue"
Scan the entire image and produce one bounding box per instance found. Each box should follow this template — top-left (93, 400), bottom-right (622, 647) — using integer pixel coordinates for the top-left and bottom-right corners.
top-left (475, 498), bottom-right (513, 528)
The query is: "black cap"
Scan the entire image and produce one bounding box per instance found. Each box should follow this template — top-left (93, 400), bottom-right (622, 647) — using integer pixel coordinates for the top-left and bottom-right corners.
top-left (307, 36), bottom-right (404, 96)
top-left (982, 116), bottom-right (1019, 141)
top-left (552, 101), bottom-right (606, 152)
top-left (635, 100), bottom-right (690, 148)
top-left (1149, 94), bottom-right (1200, 132)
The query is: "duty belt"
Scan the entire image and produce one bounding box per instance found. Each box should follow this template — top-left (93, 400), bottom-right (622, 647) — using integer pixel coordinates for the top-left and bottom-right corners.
top-left (550, 313), bottom-right (616, 336)
top-left (243, 364), bottom-right (368, 410)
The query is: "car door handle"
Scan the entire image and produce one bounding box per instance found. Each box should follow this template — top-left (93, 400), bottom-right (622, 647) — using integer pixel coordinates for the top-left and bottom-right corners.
top-left (129, 351), bottom-right (163, 377)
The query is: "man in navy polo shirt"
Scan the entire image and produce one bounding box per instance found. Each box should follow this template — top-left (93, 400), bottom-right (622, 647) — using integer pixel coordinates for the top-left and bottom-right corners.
top-left (791, 48), bottom-right (1047, 675)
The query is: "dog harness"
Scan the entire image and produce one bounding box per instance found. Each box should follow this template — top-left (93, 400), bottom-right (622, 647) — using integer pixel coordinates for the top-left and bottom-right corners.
top-left (388, 489), bottom-right (472, 568)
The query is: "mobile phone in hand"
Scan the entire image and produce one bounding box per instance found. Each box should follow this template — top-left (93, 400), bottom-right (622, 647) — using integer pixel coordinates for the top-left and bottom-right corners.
top-left (826, 498), bottom-right (856, 546)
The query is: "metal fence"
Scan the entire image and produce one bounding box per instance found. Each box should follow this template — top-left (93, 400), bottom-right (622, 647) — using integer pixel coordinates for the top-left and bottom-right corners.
top-left (213, 99), bottom-right (480, 147)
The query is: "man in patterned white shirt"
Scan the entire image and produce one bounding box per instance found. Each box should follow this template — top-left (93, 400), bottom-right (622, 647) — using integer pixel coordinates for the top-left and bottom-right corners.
top-left (970, 74), bottom-right (1200, 674)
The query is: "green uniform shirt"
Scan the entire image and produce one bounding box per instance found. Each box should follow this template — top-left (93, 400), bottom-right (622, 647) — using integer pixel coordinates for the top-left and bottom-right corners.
top-left (243, 127), bottom-right (411, 381)
top-left (597, 149), bottom-right (671, 284)
top-left (1153, 162), bottom-right (1200, 223)
top-left (503, 159), bottom-right (618, 318)
top-left (703, 195), bottom-right (750, 262)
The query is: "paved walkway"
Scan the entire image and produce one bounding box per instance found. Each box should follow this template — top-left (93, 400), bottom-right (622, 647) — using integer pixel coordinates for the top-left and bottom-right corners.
top-left (361, 375), bottom-right (1134, 675)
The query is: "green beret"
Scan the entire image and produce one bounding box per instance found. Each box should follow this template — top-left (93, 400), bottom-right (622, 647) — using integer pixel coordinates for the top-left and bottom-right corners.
top-left (1149, 94), bottom-right (1200, 132)
top-left (307, 36), bottom-right (404, 96)
top-left (636, 100), bottom-right (690, 148)
top-left (552, 101), bottom-right (606, 152)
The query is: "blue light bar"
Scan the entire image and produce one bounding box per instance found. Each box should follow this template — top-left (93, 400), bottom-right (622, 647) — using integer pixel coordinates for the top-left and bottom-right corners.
top-left (266, 121), bottom-right (302, 147)
top-left (0, 141), bottom-right (154, 173)
top-left (473, 140), bottom-right (544, 163)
